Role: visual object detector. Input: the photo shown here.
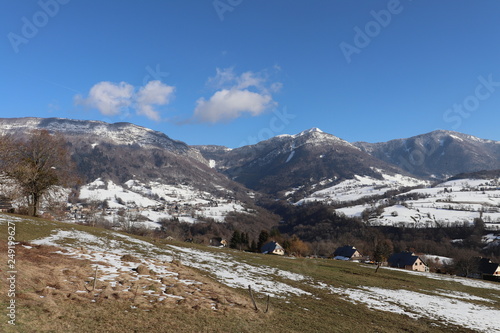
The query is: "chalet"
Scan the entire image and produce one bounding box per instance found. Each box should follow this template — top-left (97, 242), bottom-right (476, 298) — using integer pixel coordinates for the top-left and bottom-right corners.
top-left (333, 245), bottom-right (364, 261)
top-left (261, 241), bottom-right (285, 256)
top-left (388, 251), bottom-right (429, 272)
top-left (210, 238), bottom-right (227, 248)
top-left (479, 258), bottom-right (500, 281)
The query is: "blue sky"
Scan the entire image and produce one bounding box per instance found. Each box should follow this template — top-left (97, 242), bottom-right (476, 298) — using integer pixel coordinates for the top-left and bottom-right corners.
top-left (2, 0), bottom-right (500, 147)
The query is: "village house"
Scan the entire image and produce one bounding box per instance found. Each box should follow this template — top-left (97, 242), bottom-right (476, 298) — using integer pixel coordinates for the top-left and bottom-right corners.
top-left (333, 245), bottom-right (365, 261)
top-left (388, 251), bottom-right (429, 272)
top-left (261, 241), bottom-right (285, 256)
top-left (479, 258), bottom-right (500, 281)
top-left (209, 238), bottom-right (227, 248)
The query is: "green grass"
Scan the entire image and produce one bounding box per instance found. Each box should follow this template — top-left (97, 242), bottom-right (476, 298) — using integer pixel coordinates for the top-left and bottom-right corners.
top-left (0, 213), bottom-right (497, 332)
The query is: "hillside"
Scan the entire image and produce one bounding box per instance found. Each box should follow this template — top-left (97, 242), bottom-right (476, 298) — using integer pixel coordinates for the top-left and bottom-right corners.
top-left (0, 118), bottom-right (229, 189)
top-left (354, 130), bottom-right (500, 180)
top-left (328, 174), bottom-right (500, 229)
top-left (1, 214), bottom-right (500, 332)
top-left (0, 117), bottom-right (260, 225)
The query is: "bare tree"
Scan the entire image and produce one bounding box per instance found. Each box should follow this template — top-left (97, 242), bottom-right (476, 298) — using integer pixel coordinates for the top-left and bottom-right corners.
top-left (452, 249), bottom-right (480, 277)
top-left (0, 130), bottom-right (77, 216)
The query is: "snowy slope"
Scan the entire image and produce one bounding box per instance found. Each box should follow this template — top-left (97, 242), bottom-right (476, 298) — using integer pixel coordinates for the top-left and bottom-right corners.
top-left (297, 170), bottom-right (427, 205)
top-left (75, 178), bottom-right (247, 226)
top-left (335, 177), bottom-right (500, 229)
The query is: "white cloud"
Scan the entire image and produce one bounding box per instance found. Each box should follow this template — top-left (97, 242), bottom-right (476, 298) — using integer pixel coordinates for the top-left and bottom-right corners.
top-left (208, 68), bottom-right (268, 91)
top-left (75, 80), bottom-right (174, 121)
top-left (207, 67), bottom-right (237, 88)
top-left (236, 71), bottom-right (265, 90)
top-left (75, 81), bottom-right (134, 116)
top-left (194, 89), bottom-right (274, 123)
top-left (136, 81), bottom-right (175, 121)
top-left (192, 68), bottom-right (281, 123)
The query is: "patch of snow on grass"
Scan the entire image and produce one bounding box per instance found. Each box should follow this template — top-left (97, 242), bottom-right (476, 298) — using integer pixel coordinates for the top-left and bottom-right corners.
top-left (337, 287), bottom-right (500, 332)
top-left (31, 229), bottom-right (312, 298)
top-left (433, 289), bottom-right (494, 303)
top-left (380, 266), bottom-right (500, 291)
top-left (164, 245), bottom-right (312, 298)
top-left (28, 225), bottom-right (500, 331)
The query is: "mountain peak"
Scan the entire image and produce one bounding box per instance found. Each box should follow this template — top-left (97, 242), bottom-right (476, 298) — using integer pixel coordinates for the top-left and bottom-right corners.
top-left (272, 127), bottom-right (356, 150)
top-left (277, 127), bottom-right (325, 139)
top-left (298, 127), bottom-right (324, 135)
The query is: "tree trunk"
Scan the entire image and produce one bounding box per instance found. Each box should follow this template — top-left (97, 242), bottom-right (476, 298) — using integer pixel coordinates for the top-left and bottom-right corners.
top-left (29, 192), bottom-right (40, 216)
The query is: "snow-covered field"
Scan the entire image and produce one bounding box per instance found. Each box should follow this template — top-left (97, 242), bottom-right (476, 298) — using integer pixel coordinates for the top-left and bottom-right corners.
top-left (24, 225), bottom-right (500, 333)
top-left (318, 176), bottom-right (500, 229)
top-left (76, 178), bottom-right (247, 225)
top-left (327, 284), bottom-right (500, 332)
top-left (297, 172), bottom-right (427, 205)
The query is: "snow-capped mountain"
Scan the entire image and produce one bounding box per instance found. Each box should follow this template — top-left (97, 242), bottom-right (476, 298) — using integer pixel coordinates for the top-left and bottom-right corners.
top-left (198, 128), bottom-right (413, 199)
top-left (0, 117), bottom-right (205, 162)
top-left (1, 117), bottom-right (499, 229)
top-left (0, 118), bottom-right (217, 187)
top-left (354, 130), bottom-right (500, 180)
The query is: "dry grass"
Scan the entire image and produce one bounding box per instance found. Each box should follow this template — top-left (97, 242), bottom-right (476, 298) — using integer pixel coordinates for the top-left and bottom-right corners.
top-left (0, 240), bottom-right (266, 333)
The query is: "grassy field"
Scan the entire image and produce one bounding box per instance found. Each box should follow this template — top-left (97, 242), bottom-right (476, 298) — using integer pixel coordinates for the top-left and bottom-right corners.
top-left (1, 213), bottom-right (499, 332)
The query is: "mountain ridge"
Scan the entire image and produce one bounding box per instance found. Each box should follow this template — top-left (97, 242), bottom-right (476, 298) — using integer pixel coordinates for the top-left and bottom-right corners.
top-left (353, 129), bottom-right (500, 179)
top-left (1, 117), bottom-right (499, 201)
top-left (0, 117), bottom-right (206, 163)
top-left (0, 117), bottom-right (499, 232)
